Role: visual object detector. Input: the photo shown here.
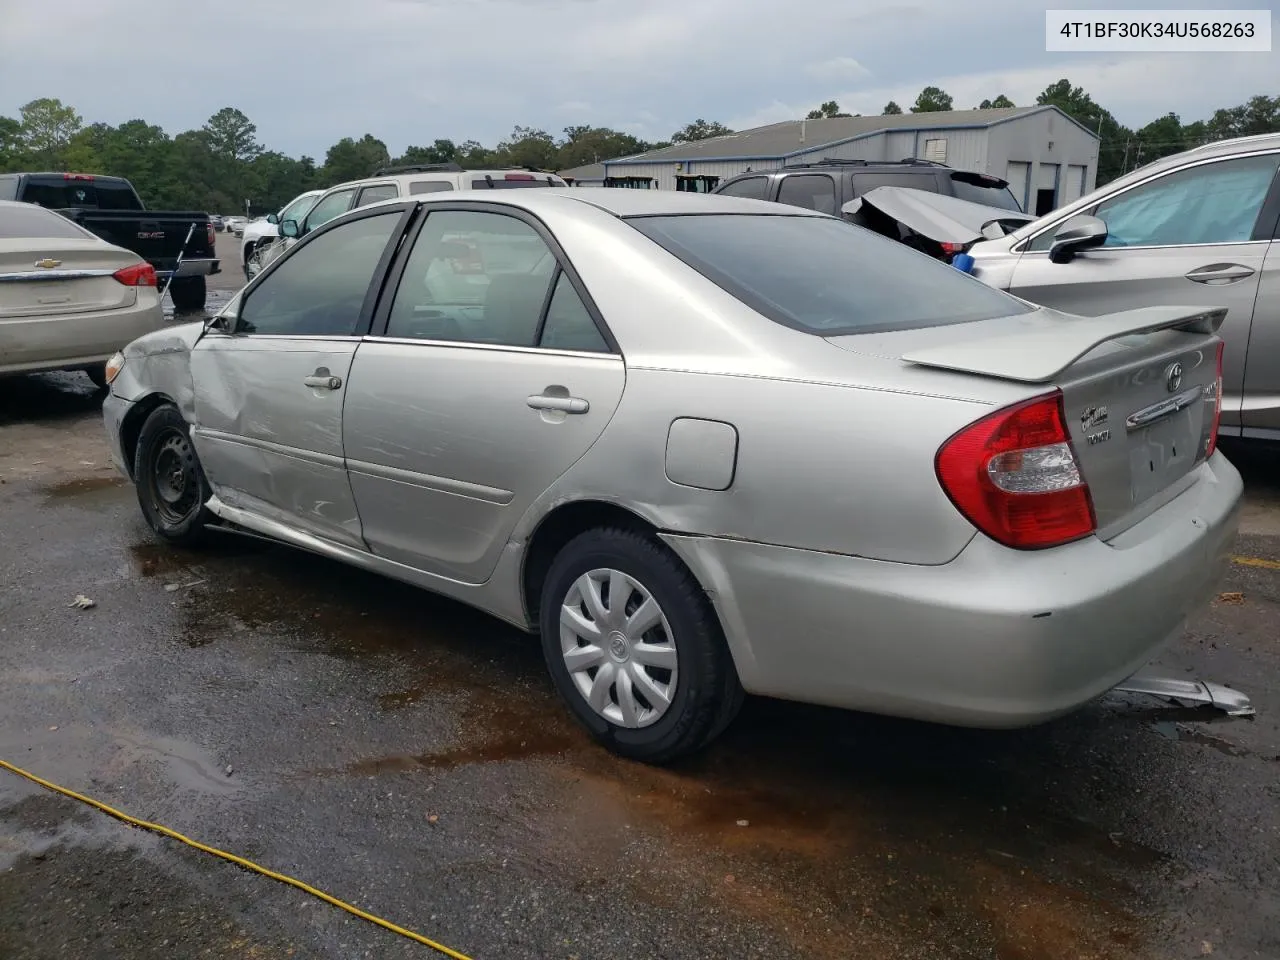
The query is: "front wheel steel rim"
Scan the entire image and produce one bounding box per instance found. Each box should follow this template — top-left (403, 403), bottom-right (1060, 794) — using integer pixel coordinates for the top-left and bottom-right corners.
top-left (151, 429), bottom-right (199, 524)
top-left (559, 568), bottom-right (678, 729)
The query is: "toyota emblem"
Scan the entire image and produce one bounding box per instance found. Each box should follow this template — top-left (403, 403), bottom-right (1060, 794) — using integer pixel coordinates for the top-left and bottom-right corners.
top-left (1165, 362), bottom-right (1183, 393)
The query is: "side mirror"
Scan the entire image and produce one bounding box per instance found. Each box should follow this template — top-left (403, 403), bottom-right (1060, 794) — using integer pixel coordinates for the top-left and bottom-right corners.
top-left (266, 213), bottom-right (278, 225)
top-left (280, 219), bottom-right (299, 239)
top-left (1048, 215), bottom-right (1107, 264)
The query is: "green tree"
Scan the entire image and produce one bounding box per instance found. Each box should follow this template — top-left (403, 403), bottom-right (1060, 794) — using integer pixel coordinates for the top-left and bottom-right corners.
top-left (556, 126), bottom-right (650, 169)
top-left (1134, 112), bottom-right (1188, 164)
top-left (457, 140), bottom-right (493, 168)
top-left (321, 134), bottom-right (391, 183)
top-left (492, 126), bottom-right (558, 170)
top-left (203, 107), bottom-right (261, 163)
top-left (394, 139), bottom-right (459, 167)
top-left (0, 115), bottom-right (23, 169)
top-left (1206, 94), bottom-right (1280, 140)
top-left (882, 101), bottom-right (903, 115)
top-left (806, 100), bottom-right (853, 119)
top-left (18, 98), bottom-right (83, 167)
top-left (670, 119), bottom-right (734, 143)
top-left (910, 87), bottom-right (953, 113)
top-left (978, 94), bottom-right (1015, 109)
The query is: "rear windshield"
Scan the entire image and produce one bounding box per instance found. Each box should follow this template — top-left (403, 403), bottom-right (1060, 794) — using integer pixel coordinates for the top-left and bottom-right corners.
top-left (0, 204), bottom-right (90, 239)
top-left (949, 174), bottom-right (1023, 212)
top-left (469, 176), bottom-right (559, 189)
top-left (627, 214), bottom-right (1031, 336)
top-left (19, 178), bottom-right (142, 211)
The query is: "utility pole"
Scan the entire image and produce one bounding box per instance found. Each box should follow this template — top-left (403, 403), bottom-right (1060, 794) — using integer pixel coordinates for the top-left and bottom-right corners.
top-left (1121, 138), bottom-right (1131, 175)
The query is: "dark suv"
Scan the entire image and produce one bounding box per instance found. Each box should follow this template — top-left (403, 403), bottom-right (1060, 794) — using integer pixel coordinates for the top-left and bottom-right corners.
top-left (714, 158), bottom-right (1022, 212)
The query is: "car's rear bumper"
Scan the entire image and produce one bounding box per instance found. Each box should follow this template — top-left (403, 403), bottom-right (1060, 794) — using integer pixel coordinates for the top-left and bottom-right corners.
top-left (156, 258), bottom-right (219, 280)
top-left (662, 452), bottom-right (1243, 728)
top-left (0, 300), bottom-right (165, 377)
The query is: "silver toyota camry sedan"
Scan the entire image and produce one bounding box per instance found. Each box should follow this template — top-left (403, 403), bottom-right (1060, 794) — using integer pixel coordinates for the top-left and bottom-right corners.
top-left (101, 189), bottom-right (1242, 762)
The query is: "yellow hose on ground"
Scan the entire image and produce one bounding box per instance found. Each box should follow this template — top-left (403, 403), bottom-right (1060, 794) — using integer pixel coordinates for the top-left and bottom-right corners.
top-left (0, 758), bottom-right (474, 960)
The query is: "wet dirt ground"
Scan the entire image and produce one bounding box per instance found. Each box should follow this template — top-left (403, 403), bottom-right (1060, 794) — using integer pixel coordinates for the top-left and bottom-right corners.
top-left (2, 241), bottom-right (1279, 959)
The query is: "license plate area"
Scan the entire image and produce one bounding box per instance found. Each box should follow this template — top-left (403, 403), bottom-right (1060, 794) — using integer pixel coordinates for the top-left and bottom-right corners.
top-left (1128, 406), bottom-right (1200, 504)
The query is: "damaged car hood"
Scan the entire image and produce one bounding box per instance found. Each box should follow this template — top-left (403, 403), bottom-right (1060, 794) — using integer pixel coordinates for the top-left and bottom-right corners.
top-left (847, 187), bottom-right (1035, 245)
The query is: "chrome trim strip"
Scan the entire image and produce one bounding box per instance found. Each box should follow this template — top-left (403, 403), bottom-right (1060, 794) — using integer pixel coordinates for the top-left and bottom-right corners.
top-left (1125, 385), bottom-right (1206, 431)
top-left (365, 335), bottom-right (621, 360)
top-left (0, 269), bottom-right (115, 282)
top-left (346, 457), bottom-right (514, 504)
top-left (191, 427), bottom-right (346, 469)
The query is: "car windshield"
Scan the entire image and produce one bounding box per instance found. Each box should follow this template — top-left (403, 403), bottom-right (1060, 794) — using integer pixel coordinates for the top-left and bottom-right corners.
top-left (279, 194), bottom-right (319, 222)
top-left (949, 174), bottom-right (1023, 212)
top-left (627, 214), bottom-right (1031, 335)
top-left (0, 204), bottom-right (90, 239)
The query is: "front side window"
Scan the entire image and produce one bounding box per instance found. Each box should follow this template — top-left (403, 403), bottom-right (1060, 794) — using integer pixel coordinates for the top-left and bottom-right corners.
top-left (304, 188), bottom-right (355, 231)
top-left (356, 183), bottom-right (399, 208)
top-left (278, 193), bottom-right (320, 224)
top-left (716, 176), bottom-right (770, 200)
top-left (1093, 153), bottom-right (1279, 248)
top-left (385, 210), bottom-right (562, 347)
top-left (776, 174), bottom-right (837, 214)
top-left (236, 212), bottom-right (401, 337)
top-left (629, 213), bottom-right (1030, 336)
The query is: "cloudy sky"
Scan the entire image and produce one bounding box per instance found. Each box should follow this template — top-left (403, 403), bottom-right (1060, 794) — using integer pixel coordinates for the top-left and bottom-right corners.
top-left (1, 0), bottom-right (1275, 159)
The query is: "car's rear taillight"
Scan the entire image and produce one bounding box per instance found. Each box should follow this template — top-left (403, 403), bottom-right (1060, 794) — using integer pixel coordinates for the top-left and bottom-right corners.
top-left (936, 391), bottom-right (1096, 550)
top-left (939, 241), bottom-right (965, 261)
top-left (504, 173), bottom-right (535, 181)
top-left (1205, 341), bottom-right (1225, 458)
top-left (113, 263), bottom-right (157, 287)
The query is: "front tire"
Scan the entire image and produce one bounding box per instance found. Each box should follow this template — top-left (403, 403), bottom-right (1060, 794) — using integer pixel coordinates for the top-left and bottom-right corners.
top-left (540, 528), bottom-right (743, 763)
top-left (133, 404), bottom-right (213, 546)
top-left (168, 276), bottom-right (206, 313)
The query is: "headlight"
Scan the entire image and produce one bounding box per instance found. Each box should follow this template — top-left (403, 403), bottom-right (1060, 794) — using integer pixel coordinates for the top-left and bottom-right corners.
top-left (105, 352), bottom-right (126, 385)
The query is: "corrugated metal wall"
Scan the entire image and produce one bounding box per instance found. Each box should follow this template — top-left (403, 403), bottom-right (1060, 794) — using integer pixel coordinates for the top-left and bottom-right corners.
top-left (603, 158), bottom-right (784, 191)
top-left (985, 111), bottom-right (1099, 211)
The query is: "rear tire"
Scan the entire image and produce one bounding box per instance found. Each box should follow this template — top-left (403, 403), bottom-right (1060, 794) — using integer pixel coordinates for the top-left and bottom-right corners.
top-left (133, 404), bottom-right (213, 546)
top-left (168, 277), bottom-right (206, 313)
top-left (539, 527), bottom-right (743, 763)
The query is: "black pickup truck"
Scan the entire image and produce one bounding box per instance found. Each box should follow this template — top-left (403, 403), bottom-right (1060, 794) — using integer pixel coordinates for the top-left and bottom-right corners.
top-left (0, 172), bottom-right (219, 311)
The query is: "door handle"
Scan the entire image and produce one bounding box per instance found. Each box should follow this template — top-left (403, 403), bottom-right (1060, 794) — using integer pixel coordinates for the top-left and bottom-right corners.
top-left (303, 368), bottom-right (342, 390)
top-left (1185, 263), bottom-right (1255, 284)
top-left (527, 394), bottom-right (588, 414)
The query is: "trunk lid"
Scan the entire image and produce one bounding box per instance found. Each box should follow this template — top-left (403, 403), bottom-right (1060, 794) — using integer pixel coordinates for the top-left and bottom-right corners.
top-left (0, 238), bottom-right (139, 318)
top-left (828, 304), bottom-right (1225, 538)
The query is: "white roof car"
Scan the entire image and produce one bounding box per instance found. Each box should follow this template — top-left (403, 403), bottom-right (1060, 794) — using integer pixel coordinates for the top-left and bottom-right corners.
top-left (292, 164), bottom-right (568, 236)
top-left (240, 189), bottom-right (324, 269)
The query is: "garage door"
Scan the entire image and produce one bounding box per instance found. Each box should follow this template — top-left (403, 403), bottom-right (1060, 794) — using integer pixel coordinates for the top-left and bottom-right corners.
top-left (1005, 162), bottom-right (1030, 212)
top-left (1061, 164), bottom-right (1087, 204)
top-left (1034, 163), bottom-right (1060, 216)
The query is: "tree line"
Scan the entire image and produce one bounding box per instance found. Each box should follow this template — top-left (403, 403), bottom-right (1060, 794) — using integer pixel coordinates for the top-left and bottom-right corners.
top-left (2, 82), bottom-right (1276, 215)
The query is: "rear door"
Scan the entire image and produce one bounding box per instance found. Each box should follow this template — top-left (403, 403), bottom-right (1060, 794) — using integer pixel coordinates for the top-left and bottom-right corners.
top-left (190, 204), bottom-right (411, 547)
top-left (343, 203), bottom-right (624, 583)
top-left (1007, 150), bottom-right (1280, 434)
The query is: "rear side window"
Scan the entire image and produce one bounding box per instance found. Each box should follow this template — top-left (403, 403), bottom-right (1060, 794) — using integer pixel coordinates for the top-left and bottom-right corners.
top-left (18, 178), bottom-right (141, 210)
top-left (776, 174), bottom-right (837, 214)
top-left (849, 172), bottom-right (940, 196)
top-left (628, 214), bottom-right (1030, 335)
top-left (355, 183), bottom-right (399, 207)
top-left (0, 203), bottom-right (90, 239)
top-left (410, 180), bottom-right (454, 194)
top-left (716, 176), bottom-right (770, 200)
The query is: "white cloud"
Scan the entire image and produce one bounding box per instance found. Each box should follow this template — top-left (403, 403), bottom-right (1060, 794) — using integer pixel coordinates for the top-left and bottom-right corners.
top-left (805, 57), bottom-right (870, 82)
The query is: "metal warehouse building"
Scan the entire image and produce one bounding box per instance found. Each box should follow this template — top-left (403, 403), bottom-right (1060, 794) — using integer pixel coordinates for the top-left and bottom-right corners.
top-left (569, 106), bottom-right (1100, 215)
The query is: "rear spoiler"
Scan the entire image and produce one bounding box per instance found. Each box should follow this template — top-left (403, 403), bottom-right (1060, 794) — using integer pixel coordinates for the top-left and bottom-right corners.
top-left (902, 306), bottom-right (1226, 383)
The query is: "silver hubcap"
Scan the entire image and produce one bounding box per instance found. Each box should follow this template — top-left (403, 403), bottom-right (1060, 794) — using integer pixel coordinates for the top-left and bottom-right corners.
top-left (560, 568), bottom-right (678, 729)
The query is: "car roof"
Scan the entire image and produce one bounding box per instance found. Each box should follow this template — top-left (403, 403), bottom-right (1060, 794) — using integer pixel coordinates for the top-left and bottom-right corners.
top-left (351, 188), bottom-right (827, 220)
top-left (326, 170), bottom-right (567, 192)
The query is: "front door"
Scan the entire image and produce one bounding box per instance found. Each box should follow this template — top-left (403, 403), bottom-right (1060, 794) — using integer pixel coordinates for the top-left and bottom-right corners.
top-left (190, 206), bottom-right (409, 547)
top-left (1008, 151), bottom-right (1280, 433)
top-left (342, 206), bottom-right (625, 583)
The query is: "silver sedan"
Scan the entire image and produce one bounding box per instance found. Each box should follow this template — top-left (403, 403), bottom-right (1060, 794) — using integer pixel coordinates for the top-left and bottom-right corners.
top-left (101, 189), bottom-right (1242, 762)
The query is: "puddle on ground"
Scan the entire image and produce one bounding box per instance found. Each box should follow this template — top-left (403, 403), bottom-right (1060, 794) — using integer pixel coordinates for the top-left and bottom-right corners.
top-left (42, 474), bottom-right (125, 501)
top-left (1149, 720), bottom-right (1252, 758)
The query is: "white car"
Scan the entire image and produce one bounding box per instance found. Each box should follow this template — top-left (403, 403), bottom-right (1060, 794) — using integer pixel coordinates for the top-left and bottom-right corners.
top-left (0, 200), bottom-right (164, 387)
top-left (240, 190), bottom-right (323, 271)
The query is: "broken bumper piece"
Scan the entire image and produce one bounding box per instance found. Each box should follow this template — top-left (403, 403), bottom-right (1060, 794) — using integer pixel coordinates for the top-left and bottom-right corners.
top-left (1113, 668), bottom-right (1255, 717)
